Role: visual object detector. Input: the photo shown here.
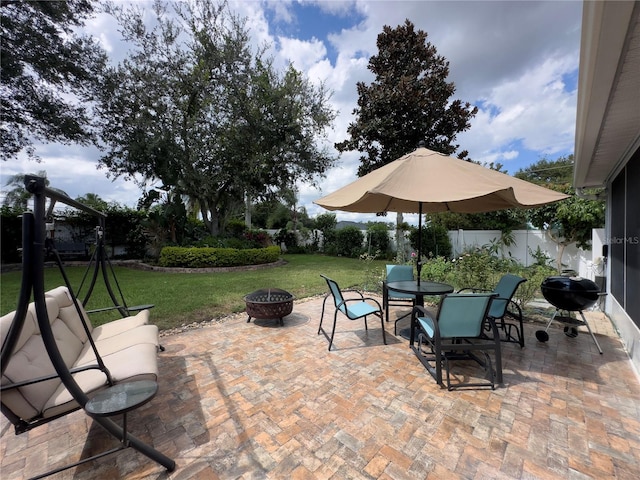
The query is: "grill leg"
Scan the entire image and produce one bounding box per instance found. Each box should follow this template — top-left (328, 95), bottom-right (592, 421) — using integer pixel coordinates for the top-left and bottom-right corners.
top-left (543, 310), bottom-right (559, 332)
top-left (578, 310), bottom-right (603, 354)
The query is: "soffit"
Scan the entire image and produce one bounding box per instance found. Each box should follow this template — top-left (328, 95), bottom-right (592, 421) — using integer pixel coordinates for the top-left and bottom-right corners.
top-left (574, 2), bottom-right (640, 188)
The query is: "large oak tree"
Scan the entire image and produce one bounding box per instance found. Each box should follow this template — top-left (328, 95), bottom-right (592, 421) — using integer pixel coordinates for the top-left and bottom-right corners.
top-left (94, 0), bottom-right (336, 235)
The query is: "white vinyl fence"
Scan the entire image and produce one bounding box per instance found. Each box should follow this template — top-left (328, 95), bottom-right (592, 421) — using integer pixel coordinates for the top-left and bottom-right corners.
top-left (277, 227), bottom-right (603, 282)
top-left (373, 228), bottom-right (604, 282)
top-left (446, 229), bottom-right (605, 281)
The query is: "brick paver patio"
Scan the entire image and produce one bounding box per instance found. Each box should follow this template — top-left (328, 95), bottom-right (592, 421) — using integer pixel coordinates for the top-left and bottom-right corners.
top-left (2, 296), bottom-right (639, 479)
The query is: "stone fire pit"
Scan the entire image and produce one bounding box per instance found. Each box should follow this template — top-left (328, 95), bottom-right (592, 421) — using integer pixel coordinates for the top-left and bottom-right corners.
top-left (244, 288), bottom-right (294, 326)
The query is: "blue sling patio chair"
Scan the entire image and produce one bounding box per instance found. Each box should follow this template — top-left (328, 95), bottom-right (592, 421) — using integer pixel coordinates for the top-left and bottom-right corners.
top-left (410, 292), bottom-right (501, 390)
top-left (458, 273), bottom-right (527, 348)
top-left (382, 264), bottom-right (416, 335)
top-left (319, 275), bottom-right (387, 351)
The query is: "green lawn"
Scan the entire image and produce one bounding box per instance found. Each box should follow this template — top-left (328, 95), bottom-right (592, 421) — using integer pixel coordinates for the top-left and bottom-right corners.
top-left (1, 254), bottom-right (388, 330)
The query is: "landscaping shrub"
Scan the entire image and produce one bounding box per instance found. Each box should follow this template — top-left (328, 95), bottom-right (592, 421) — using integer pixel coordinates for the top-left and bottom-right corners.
top-left (437, 246), bottom-right (556, 308)
top-left (226, 218), bottom-right (247, 238)
top-left (321, 229), bottom-right (338, 255)
top-left (223, 237), bottom-right (249, 250)
top-left (409, 224), bottom-right (452, 259)
top-left (335, 226), bottom-right (364, 258)
top-left (125, 223), bottom-right (150, 260)
top-left (513, 264), bottom-right (556, 308)
top-left (104, 208), bottom-right (147, 258)
top-left (448, 246), bottom-right (517, 290)
top-left (183, 218), bottom-right (209, 245)
top-left (243, 229), bottom-right (272, 248)
top-left (360, 251), bottom-right (384, 293)
top-left (274, 228), bottom-right (299, 252)
top-left (158, 245), bottom-right (280, 268)
top-left (0, 206), bottom-right (22, 263)
top-left (366, 223), bottom-right (391, 257)
top-left (194, 235), bottom-right (224, 248)
top-left (419, 256), bottom-right (453, 283)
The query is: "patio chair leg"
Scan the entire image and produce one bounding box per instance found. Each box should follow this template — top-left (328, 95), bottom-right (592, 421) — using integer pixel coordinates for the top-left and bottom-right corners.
top-left (393, 310), bottom-right (412, 336)
top-left (379, 314), bottom-right (387, 345)
top-left (318, 295), bottom-right (329, 335)
top-left (328, 312), bottom-right (339, 351)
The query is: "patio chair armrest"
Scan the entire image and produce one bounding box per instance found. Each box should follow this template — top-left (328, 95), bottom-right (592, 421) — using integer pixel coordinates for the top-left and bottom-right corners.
top-left (411, 305), bottom-right (438, 343)
top-left (412, 305), bottom-right (434, 320)
top-left (487, 297), bottom-right (522, 325)
top-left (340, 296), bottom-right (382, 311)
top-left (505, 298), bottom-right (523, 319)
top-left (484, 315), bottom-right (502, 340)
top-left (341, 289), bottom-right (366, 300)
top-left (457, 287), bottom-right (491, 294)
top-left (362, 296), bottom-right (383, 311)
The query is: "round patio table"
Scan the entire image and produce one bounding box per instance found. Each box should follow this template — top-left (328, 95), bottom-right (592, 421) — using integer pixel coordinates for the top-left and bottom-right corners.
top-left (386, 280), bottom-right (454, 341)
top-left (85, 380), bottom-right (158, 446)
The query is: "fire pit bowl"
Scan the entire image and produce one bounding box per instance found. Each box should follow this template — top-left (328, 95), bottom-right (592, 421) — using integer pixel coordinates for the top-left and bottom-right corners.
top-left (244, 288), bottom-right (294, 326)
top-left (540, 276), bottom-right (600, 311)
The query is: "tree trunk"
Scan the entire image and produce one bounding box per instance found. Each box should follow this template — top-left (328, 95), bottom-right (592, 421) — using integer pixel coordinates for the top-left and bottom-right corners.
top-left (396, 212), bottom-right (405, 262)
top-left (200, 203), bottom-right (220, 237)
top-left (245, 194), bottom-right (252, 229)
top-left (555, 242), bottom-right (574, 274)
top-left (546, 229), bottom-right (569, 274)
top-left (208, 209), bottom-right (220, 237)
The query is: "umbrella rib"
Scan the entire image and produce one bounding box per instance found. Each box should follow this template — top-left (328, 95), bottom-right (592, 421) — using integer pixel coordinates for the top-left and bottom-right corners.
top-left (382, 197), bottom-right (394, 213)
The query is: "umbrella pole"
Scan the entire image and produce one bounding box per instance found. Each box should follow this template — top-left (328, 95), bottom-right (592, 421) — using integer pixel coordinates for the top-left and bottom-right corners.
top-left (417, 203), bottom-right (422, 286)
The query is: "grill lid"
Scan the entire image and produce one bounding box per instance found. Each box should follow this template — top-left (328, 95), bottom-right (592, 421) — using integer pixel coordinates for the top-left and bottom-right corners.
top-left (541, 276), bottom-right (599, 311)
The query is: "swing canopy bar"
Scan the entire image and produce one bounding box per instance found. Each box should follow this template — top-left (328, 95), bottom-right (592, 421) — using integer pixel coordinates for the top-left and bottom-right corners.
top-left (34, 175), bottom-right (107, 219)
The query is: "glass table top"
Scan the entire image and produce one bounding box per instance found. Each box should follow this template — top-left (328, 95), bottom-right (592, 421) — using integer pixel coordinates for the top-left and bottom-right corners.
top-left (85, 380), bottom-right (158, 417)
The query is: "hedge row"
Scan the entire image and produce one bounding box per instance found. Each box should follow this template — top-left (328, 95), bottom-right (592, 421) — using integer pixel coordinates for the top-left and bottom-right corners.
top-left (158, 245), bottom-right (281, 268)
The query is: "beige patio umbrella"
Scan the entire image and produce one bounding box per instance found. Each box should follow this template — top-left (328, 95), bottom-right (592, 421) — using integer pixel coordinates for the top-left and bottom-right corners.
top-left (315, 146), bottom-right (569, 282)
top-left (316, 147), bottom-right (568, 213)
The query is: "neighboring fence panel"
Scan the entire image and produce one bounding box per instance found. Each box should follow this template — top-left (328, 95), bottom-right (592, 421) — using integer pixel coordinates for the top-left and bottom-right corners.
top-left (447, 229), bottom-right (603, 280)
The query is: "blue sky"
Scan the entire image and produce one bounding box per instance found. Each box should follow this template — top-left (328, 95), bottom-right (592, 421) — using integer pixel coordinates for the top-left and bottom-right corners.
top-left (266, 1), bottom-right (367, 63)
top-left (1, 0), bottom-right (583, 226)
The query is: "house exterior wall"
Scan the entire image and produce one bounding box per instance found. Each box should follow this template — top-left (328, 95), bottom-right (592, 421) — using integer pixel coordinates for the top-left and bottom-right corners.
top-left (605, 148), bottom-right (640, 373)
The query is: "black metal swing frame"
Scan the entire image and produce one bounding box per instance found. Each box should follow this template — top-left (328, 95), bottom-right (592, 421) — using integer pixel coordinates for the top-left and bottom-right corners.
top-left (46, 194), bottom-right (152, 319)
top-left (0, 176), bottom-right (175, 477)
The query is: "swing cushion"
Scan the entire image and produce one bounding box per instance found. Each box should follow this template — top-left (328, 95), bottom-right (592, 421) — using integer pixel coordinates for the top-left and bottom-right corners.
top-left (45, 286), bottom-right (150, 342)
top-left (1, 286), bottom-right (160, 425)
top-left (42, 342), bottom-right (160, 419)
top-left (1, 308), bottom-right (57, 421)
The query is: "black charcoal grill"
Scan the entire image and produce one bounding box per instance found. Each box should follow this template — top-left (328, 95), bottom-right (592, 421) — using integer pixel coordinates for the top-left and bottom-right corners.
top-left (535, 276), bottom-right (603, 354)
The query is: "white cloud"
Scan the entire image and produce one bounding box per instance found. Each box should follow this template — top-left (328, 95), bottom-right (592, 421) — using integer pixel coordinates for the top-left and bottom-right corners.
top-left (457, 53), bottom-right (578, 166)
top-left (278, 36), bottom-right (327, 70)
top-left (260, 0), bottom-right (295, 24)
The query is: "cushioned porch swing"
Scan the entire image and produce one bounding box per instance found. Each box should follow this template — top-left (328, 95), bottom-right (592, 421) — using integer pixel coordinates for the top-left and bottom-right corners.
top-left (1, 176), bottom-right (175, 478)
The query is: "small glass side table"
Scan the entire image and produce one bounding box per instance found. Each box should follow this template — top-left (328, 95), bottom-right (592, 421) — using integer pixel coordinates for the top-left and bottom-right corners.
top-left (85, 380), bottom-right (158, 447)
top-left (30, 380), bottom-right (171, 479)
